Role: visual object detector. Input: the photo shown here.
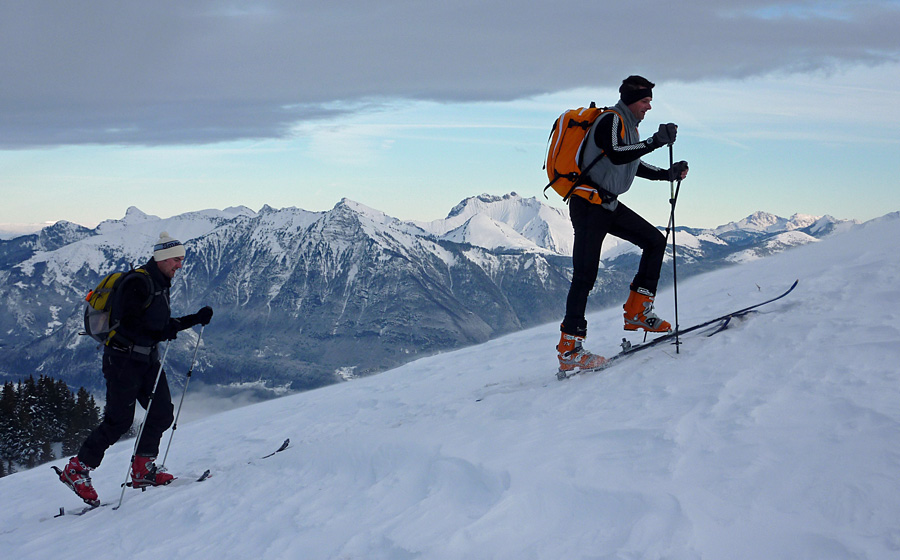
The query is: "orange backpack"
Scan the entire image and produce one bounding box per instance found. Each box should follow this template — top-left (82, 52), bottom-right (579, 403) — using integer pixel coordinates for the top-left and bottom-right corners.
top-left (542, 102), bottom-right (625, 204)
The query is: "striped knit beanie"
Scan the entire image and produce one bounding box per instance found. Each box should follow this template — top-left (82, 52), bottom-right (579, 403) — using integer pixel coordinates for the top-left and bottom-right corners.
top-left (153, 231), bottom-right (185, 261)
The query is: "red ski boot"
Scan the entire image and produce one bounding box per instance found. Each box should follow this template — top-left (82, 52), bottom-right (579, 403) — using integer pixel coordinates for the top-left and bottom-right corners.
top-left (130, 456), bottom-right (175, 488)
top-left (55, 456), bottom-right (99, 506)
top-left (557, 332), bottom-right (607, 373)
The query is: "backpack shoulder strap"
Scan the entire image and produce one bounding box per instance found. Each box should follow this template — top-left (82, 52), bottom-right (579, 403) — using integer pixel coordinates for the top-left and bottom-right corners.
top-left (115, 268), bottom-right (156, 311)
top-left (577, 107), bottom-right (624, 172)
top-left (588, 107), bottom-right (626, 150)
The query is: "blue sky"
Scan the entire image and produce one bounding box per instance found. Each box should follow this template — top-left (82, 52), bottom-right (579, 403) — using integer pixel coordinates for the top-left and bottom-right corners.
top-left (2, 1), bottom-right (899, 233)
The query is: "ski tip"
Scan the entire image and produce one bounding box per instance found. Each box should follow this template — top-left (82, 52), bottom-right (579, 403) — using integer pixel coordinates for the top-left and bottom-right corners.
top-left (258, 438), bottom-right (292, 459)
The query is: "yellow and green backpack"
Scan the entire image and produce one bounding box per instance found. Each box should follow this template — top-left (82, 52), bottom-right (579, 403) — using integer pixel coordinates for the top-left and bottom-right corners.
top-left (82, 268), bottom-right (153, 346)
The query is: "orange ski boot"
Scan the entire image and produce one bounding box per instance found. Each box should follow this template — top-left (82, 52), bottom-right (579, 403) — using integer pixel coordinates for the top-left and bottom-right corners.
top-left (623, 288), bottom-right (672, 332)
top-left (557, 332), bottom-right (607, 374)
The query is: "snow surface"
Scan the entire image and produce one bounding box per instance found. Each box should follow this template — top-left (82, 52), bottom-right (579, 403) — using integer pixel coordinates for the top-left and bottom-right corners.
top-left (3, 216), bottom-right (900, 559)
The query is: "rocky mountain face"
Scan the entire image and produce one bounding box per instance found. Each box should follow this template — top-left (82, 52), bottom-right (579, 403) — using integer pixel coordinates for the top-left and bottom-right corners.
top-left (0, 193), bottom-right (853, 393)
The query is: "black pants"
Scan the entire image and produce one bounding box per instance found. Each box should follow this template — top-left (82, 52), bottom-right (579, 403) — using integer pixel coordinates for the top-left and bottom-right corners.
top-left (562, 197), bottom-right (666, 337)
top-left (78, 351), bottom-right (174, 468)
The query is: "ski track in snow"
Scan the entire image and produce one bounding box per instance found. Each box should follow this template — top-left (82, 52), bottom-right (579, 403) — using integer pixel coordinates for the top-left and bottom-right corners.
top-left (2, 217), bottom-right (900, 559)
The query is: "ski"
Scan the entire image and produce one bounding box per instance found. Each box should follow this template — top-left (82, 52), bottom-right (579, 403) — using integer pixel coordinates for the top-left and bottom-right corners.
top-left (125, 469), bottom-right (212, 488)
top-left (54, 470), bottom-right (210, 519)
top-left (558, 280), bottom-right (799, 379)
top-left (261, 438), bottom-right (290, 458)
top-left (54, 503), bottom-right (112, 517)
top-left (618, 279), bottom-right (798, 355)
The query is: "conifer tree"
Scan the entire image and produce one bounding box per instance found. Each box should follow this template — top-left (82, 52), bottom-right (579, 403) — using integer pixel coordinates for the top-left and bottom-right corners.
top-left (64, 387), bottom-right (100, 456)
top-left (0, 382), bottom-right (17, 475)
top-left (16, 376), bottom-right (40, 468)
top-left (33, 375), bottom-right (57, 463)
top-left (0, 376), bottom-right (100, 477)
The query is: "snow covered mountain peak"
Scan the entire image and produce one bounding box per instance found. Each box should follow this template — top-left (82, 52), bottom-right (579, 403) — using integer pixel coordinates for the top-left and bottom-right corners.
top-left (335, 197), bottom-right (394, 223)
top-left (439, 213), bottom-right (543, 252)
top-left (328, 198), bottom-right (429, 244)
top-left (445, 192), bottom-right (527, 219)
top-left (785, 213), bottom-right (819, 229)
top-left (222, 205), bottom-right (256, 218)
top-left (710, 211), bottom-right (848, 239)
top-left (123, 206), bottom-right (155, 221)
top-left (413, 192), bottom-right (573, 254)
top-left (94, 206), bottom-right (158, 234)
top-left (716, 211), bottom-right (787, 234)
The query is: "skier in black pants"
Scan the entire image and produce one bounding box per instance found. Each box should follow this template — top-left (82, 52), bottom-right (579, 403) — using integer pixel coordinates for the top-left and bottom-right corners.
top-left (58, 232), bottom-right (213, 504)
top-left (557, 75), bottom-right (689, 374)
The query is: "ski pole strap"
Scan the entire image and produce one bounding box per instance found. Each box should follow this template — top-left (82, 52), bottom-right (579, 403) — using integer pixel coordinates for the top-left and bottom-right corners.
top-left (670, 179), bottom-right (682, 208)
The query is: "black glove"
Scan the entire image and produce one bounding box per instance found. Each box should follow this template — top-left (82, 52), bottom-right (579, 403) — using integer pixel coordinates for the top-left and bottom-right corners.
top-left (196, 306), bottom-right (213, 326)
top-left (179, 306), bottom-right (214, 330)
top-left (650, 123), bottom-right (677, 148)
top-left (668, 160), bottom-right (689, 181)
top-left (159, 325), bottom-right (179, 341)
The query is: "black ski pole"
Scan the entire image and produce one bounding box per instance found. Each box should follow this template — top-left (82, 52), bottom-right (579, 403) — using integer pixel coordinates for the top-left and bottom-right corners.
top-left (666, 144), bottom-right (682, 353)
top-left (114, 342), bottom-right (171, 510)
top-left (160, 325), bottom-right (204, 470)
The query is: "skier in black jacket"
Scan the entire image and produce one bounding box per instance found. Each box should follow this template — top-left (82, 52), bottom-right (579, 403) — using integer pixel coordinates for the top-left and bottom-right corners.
top-left (58, 232), bottom-right (213, 505)
top-left (557, 76), bottom-right (689, 374)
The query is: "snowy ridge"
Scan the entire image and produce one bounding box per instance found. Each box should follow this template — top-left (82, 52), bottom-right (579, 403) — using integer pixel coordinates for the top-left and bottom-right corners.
top-left (16, 206), bottom-right (254, 278)
top-left (726, 230), bottom-right (820, 263)
top-left (1, 214), bottom-right (898, 559)
top-left (712, 210), bottom-right (821, 235)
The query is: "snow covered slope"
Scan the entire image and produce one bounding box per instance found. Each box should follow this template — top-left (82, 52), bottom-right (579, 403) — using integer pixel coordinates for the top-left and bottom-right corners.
top-left (2, 216), bottom-right (899, 559)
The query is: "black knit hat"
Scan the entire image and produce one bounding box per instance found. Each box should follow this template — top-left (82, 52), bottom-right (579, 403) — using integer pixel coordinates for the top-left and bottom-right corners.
top-left (620, 75), bottom-right (655, 105)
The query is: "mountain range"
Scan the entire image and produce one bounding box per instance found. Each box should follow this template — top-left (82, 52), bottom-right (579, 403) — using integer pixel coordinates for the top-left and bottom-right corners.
top-left (0, 193), bottom-right (856, 393)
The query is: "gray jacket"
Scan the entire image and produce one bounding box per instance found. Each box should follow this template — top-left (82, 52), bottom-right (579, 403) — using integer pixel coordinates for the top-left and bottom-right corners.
top-left (579, 100), bottom-right (665, 210)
